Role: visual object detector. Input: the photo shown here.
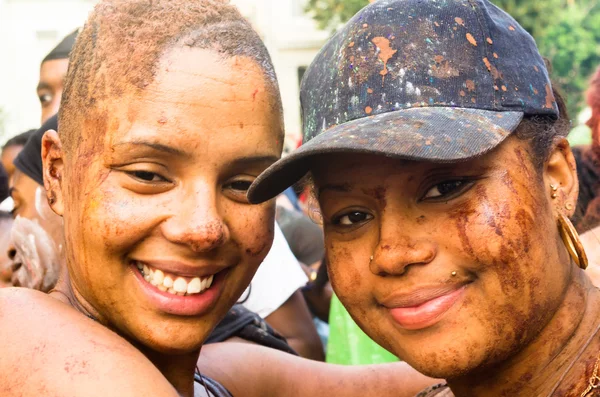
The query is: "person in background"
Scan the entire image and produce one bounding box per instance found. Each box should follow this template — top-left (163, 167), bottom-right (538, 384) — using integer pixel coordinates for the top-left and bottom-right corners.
top-left (0, 212), bottom-right (13, 288)
top-left (1, 130), bottom-right (35, 183)
top-left (240, 223), bottom-right (324, 360)
top-left (38, 30), bottom-right (78, 124)
top-left (6, 116), bottom-right (64, 292)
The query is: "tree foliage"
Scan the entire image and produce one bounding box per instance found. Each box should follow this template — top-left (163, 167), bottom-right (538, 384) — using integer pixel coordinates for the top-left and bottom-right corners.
top-left (304, 0), bottom-right (600, 118)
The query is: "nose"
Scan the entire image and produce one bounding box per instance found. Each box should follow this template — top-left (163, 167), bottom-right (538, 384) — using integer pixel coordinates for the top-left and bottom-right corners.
top-left (161, 186), bottom-right (230, 253)
top-left (370, 221), bottom-right (437, 277)
top-left (7, 245), bottom-right (16, 262)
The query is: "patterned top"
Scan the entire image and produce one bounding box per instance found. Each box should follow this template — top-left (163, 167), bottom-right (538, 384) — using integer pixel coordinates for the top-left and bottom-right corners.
top-left (415, 383), bottom-right (454, 397)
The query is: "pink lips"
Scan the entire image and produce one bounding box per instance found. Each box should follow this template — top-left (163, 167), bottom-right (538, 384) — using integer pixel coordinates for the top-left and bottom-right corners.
top-left (132, 263), bottom-right (227, 316)
top-left (386, 285), bottom-right (467, 330)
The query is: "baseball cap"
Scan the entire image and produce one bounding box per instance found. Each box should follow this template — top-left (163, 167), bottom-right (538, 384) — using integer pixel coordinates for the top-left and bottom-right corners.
top-left (248, 0), bottom-right (558, 204)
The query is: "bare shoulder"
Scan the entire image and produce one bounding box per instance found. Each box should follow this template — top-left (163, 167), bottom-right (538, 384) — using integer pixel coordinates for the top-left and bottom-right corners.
top-left (0, 288), bottom-right (178, 397)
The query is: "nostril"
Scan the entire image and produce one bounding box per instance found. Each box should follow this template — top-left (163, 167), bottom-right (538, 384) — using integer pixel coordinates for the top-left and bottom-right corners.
top-left (7, 248), bottom-right (16, 261)
top-left (10, 262), bottom-right (22, 273)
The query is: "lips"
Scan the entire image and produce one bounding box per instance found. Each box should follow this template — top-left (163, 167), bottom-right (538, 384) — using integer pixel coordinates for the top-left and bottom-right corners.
top-left (131, 260), bottom-right (229, 316)
top-left (383, 283), bottom-right (468, 330)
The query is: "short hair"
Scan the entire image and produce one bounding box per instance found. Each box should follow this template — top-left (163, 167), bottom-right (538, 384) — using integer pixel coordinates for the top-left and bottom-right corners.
top-left (3, 129), bottom-right (35, 151)
top-left (59, 0), bottom-right (282, 153)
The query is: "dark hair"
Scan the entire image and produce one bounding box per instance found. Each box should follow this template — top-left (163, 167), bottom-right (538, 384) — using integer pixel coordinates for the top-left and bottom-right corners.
top-left (3, 129), bottom-right (35, 151)
top-left (513, 87), bottom-right (571, 171)
top-left (59, 0), bottom-right (283, 153)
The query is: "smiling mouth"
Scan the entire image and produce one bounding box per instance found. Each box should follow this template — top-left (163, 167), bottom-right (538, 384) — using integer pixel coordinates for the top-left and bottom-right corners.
top-left (134, 260), bottom-right (214, 296)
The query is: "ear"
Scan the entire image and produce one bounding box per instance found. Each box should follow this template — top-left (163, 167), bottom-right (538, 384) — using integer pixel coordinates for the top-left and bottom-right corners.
top-left (543, 138), bottom-right (578, 217)
top-left (41, 129), bottom-right (65, 216)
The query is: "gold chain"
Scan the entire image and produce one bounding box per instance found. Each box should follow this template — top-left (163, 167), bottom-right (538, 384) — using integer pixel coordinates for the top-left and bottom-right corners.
top-left (581, 350), bottom-right (600, 397)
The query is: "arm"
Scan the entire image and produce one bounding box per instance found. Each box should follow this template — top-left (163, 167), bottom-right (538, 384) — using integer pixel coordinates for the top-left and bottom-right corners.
top-left (265, 289), bottom-right (324, 361)
top-left (199, 341), bottom-right (440, 397)
top-left (0, 288), bottom-right (179, 397)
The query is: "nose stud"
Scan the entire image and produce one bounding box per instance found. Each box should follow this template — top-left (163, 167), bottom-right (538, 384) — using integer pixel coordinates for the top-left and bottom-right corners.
top-left (451, 271), bottom-right (457, 277)
top-left (369, 256), bottom-right (374, 262)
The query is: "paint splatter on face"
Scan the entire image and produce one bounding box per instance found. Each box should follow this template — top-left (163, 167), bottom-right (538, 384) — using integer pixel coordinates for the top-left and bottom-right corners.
top-left (311, 135), bottom-right (569, 379)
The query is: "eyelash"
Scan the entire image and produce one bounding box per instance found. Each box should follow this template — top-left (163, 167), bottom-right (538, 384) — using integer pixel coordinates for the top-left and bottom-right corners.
top-left (331, 210), bottom-right (374, 227)
top-left (125, 170), bottom-right (170, 183)
top-left (420, 178), bottom-right (476, 202)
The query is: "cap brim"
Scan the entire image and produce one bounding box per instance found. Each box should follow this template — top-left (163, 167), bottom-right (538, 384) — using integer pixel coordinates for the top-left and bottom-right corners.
top-left (248, 107), bottom-right (523, 204)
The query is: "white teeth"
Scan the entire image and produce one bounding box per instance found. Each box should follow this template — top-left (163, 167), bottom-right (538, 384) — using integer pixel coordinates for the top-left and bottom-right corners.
top-left (163, 276), bottom-right (174, 288)
top-left (187, 277), bottom-right (202, 294)
top-left (137, 261), bottom-right (216, 296)
top-left (173, 277), bottom-right (188, 293)
top-left (152, 269), bottom-right (164, 286)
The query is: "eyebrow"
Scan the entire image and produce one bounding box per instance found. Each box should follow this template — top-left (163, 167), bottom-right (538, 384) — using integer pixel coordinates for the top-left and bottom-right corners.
top-left (229, 155), bottom-right (280, 167)
top-left (317, 183), bottom-right (353, 197)
top-left (112, 141), bottom-right (189, 158)
top-left (36, 82), bottom-right (51, 92)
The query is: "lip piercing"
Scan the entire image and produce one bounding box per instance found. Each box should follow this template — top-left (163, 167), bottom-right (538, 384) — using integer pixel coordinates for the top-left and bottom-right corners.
top-left (451, 271), bottom-right (457, 277)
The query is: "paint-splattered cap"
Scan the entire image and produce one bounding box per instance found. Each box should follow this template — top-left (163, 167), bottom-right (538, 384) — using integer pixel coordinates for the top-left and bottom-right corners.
top-left (248, 0), bottom-right (558, 204)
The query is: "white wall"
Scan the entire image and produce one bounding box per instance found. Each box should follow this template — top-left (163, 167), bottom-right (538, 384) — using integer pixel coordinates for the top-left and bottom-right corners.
top-left (0, 0), bottom-right (328, 147)
top-left (0, 0), bottom-right (96, 140)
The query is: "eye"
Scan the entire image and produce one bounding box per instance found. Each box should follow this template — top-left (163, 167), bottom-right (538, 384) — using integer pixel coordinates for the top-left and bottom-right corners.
top-left (226, 180), bottom-right (252, 192)
top-left (39, 93), bottom-right (52, 106)
top-left (126, 170), bottom-right (169, 183)
top-left (422, 180), bottom-right (471, 201)
top-left (333, 211), bottom-right (373, 226)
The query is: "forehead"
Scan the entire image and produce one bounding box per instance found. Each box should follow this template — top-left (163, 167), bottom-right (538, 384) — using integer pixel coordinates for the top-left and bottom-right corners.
top-left (39, 59), bottom-right (69, 82)
top-left (86, 48), bottom-right (282, 157)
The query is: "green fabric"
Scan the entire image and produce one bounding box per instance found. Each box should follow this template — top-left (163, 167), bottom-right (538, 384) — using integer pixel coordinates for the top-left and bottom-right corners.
top-left (568, 125), bottom-right (592, 147)
top-left (326, 294), bottom-right (399, 365)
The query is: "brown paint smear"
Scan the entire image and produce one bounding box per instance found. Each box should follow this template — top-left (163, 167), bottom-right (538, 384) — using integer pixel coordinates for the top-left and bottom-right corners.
top-left (483, 57), bottom-right (502, 79)
top-left (466, 79), bottom-right (476, 91)
top-left (466, 33), bottom-right (477, 46)
top-left (455, 17), bottom-right (465, 26)
top-left (371, 37), bottom-right (397, 84)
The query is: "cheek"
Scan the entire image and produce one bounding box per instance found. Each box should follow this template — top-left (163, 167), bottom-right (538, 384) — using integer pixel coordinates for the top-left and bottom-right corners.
top-left (225, 202), bottom-right (275, 262)
top-left (325, 235), bottom-right (369, 306)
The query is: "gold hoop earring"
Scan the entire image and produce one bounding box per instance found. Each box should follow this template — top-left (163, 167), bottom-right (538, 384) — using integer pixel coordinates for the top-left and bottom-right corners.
top-left (557, 214), bottom-right (588, 270)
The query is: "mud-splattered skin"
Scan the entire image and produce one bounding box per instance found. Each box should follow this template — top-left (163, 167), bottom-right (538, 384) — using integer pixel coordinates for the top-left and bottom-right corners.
top-left (313, 136), bottom-right (600, 396)
top-left (41, 48), bottom-right (282, 394)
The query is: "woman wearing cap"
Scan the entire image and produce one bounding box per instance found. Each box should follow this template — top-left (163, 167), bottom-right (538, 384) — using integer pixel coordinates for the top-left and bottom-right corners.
top-left (249, 0), bottom-right (600, 395)
top-left (0, 1), bottom-right (437, 396)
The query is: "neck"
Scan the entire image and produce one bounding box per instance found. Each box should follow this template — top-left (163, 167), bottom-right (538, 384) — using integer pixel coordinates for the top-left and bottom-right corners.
top-left (449, 268), bottom-right (600, 397)
top-left (140, 346), bottom-right (201, 397)
top-left (51, 275), bottom-right (201, 397)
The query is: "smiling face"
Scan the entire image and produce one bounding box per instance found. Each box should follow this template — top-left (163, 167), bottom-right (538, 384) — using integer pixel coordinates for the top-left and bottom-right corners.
top-left (312, 135), bottom-right (576, 378)
top-left (44, 48), bottom-right (283, 353)
top-left (38, 58), bottom-right (69, 124)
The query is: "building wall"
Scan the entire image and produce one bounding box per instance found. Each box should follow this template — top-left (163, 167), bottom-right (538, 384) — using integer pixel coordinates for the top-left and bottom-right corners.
top-left (0, 0), bottom-right (328, 147)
